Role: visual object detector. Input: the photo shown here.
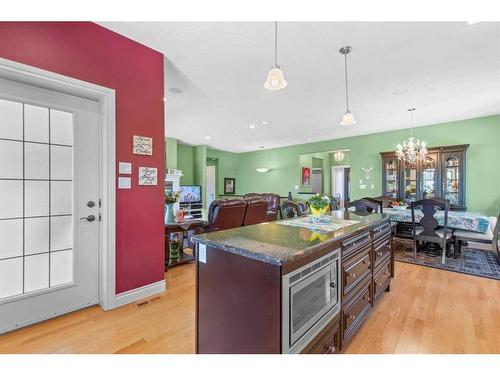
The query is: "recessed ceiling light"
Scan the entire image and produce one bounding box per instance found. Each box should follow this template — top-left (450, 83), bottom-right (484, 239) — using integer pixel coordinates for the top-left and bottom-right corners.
top-left (262, 121), bottom-right (269, 125)
top-left (169, 87), bottom-right (183, 94)
top-left (249, 124), bottom-right (256, 129)
top-left (306, 138), bottom-right (312, 142)
top-left (205, 136), bottom-right (211, 140)
top-left (466, 21), bottom-right (480, 25)
top-left (392, 89), bottom-right (408, 96)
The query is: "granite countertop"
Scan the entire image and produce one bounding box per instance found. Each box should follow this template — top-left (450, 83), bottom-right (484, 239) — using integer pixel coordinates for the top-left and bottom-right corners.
top-left (192, 211), bottom-right (388, 265)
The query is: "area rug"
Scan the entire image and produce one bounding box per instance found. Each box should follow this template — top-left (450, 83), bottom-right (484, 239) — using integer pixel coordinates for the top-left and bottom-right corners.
top-left (394, 239), bottom-right (500, 281)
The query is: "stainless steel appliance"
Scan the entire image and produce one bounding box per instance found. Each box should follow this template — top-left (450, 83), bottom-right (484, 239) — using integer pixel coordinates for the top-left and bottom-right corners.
top-left (282, 248), bottom-right (341, 353)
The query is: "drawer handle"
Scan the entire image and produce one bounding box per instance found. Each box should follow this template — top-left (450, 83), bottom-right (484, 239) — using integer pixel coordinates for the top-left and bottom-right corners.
top-left (348, 272), bottom-right (356, 278)
top-left (348, 314), bottom-right (356, 320)
top-left (363, 259), bottom-right (370, 265)
top-left (330, 345), bottom-right (336, 353)
top-left (363, 296), bottom-right (370, 302)
top-left (377, 282), bottom-right (383, 287)
top-left (376, 251), bottom-right (383, 257)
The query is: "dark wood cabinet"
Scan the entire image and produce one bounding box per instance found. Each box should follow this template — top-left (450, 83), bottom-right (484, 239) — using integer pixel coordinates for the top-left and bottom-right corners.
top-left (380, 144), bottom-right (468, 210)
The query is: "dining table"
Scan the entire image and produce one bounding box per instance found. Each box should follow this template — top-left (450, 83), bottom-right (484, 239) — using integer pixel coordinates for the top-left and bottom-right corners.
top-left (383, 207), bottom-right (491, 234)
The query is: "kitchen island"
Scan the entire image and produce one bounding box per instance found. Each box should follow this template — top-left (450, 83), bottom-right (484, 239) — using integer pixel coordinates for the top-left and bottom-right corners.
top-left (192, 211), bottom-right (393, 354)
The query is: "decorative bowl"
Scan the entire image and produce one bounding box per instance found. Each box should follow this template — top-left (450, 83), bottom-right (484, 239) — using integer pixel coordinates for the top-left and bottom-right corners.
top-left (310, 206), bottom-right (328, 216)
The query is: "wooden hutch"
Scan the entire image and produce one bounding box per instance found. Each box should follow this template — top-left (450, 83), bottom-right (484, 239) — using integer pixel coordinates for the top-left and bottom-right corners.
top-left (380, 144), bottom-right (469, 211)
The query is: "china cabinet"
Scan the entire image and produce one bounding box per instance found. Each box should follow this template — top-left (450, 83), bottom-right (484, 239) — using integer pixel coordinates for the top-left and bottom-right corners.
top-left (380, 144), bottom-right (468, 210)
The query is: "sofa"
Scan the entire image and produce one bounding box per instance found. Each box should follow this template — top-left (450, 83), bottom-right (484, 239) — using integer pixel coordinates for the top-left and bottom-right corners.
top-left (242, 193), bottom-right (281, 221)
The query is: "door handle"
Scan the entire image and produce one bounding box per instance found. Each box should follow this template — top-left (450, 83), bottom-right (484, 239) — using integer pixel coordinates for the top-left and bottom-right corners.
top-left (80, 215), bottom-right (96, 222)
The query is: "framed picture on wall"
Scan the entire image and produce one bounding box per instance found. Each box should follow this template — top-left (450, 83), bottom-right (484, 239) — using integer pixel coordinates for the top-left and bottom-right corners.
top-left (302, 167), bottom-right (311, 186)
top-left (224, 178), bottom-right (236, 194)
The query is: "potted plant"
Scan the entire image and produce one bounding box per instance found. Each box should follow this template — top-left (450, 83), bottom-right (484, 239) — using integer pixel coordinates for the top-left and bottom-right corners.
top-left (165, 191), bottom-right (180, 223)
top-left (308, 195), bottom-right (330, 216)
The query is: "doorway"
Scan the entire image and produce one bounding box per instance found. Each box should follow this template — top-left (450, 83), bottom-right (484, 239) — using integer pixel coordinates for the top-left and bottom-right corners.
top-left (205, 165), bottom-right (216, 208)
top-left (331, 166), bottom-right (350, 208)
top-left (0, 76), bottom-right (101, 333)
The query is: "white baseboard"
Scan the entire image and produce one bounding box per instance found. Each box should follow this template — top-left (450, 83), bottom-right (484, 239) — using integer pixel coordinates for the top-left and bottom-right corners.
top-left (115, 279), bottom-right (167, 308)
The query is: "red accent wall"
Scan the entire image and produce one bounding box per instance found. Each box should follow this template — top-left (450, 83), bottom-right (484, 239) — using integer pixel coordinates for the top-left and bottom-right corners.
top-left (0, 22), bottom-right (165, 294)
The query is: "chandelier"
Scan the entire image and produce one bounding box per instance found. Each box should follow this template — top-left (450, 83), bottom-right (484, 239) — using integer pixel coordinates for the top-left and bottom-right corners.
top-left (333, 151), bottom-right (345, 162)
top-left (396, 108), bottom-right (427, 164)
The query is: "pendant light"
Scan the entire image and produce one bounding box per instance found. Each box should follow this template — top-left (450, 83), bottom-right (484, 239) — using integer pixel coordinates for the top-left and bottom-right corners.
top-left (339, 46), bottom-right (356, 126)
top-left (256, 147), bottom-right (269, 173)
top-left (264, 22), bottom-right (287, 90)
top-left (396, 108), bottom-right (428, 164)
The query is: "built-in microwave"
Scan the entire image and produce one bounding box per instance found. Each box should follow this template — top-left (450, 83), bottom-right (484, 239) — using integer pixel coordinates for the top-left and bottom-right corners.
top-left (282, 248), bottom-right (341, 354)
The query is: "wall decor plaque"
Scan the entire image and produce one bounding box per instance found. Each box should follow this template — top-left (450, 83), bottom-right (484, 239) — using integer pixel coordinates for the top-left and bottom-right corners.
top-left (133, 135), bottom-right (153, 156)
top-left (138, 167), bottom-right (158, 186)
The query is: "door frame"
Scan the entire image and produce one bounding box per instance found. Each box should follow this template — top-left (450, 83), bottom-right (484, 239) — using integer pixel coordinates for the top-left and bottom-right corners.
top-left (0, 57), bottom-right (117, 311)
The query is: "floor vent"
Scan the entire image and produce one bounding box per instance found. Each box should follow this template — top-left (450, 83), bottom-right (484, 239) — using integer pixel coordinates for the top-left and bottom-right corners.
top-left (135, 296), bottom-right (161, 308)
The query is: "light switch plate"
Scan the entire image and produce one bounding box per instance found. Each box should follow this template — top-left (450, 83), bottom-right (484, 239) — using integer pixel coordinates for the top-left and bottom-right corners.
top-left (370, 184), bottom-right (375, 189)
top-left (360, 184), bottom-right (366, 189)
top-left (199, 243), bottom-right (207, 263)
top-left (119, 162), bottom-right (132, 174)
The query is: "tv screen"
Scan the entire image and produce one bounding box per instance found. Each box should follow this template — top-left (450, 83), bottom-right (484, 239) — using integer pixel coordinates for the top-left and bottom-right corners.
top-left (179, 185), bottom-right (202, 203)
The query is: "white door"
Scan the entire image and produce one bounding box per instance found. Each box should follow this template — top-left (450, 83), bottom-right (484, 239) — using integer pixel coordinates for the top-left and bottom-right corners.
top-left (205, 165), bottom-right (216, 207)
top-left (0, 77), bottom-right (100, 333)
top-left (332, 167), bottom-right (345, 208)
top-left (311, 170), bottom-right (322, 194)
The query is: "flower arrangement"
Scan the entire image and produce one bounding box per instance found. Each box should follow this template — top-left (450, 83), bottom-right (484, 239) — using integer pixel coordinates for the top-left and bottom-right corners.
top-left (309, 195), bottom-right (330, 210)
top-left (165, 191), bottom-right (180, 204)
top-left (308, 195), bottom-right (331, 216)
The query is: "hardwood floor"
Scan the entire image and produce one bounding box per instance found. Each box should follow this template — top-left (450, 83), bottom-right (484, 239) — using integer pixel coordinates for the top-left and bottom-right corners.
top-left (0, 261), bottom-right (499, 354)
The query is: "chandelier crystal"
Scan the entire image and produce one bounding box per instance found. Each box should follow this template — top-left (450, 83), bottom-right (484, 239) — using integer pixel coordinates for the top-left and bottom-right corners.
top-left (396, 108), bottom-right (427, 164)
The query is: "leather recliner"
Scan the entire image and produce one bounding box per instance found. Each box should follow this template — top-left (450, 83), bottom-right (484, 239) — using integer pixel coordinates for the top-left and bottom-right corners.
top-left (206, 199), bottom-right (248, 231)
top-left (243, 193), bottom-right (281, 221)
top-left (242, 197), bottom-right (269, 226)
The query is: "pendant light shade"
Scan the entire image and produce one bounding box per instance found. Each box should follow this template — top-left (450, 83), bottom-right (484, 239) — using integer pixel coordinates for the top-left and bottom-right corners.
top-left (264, 22), bottom-right (287, 91)
top-left (340, 110), bottom-right (356, 126)
top-left (264, 65), bottom-right (287, 90)
top-left (256, 147), bottom-right (270, 173)
top-left (339, 46), bottom-right (356, 126)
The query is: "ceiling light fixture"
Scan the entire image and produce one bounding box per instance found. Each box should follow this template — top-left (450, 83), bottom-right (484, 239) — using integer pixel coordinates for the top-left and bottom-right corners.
top-left (256, 147), bottom-right (269, 173)
top-left (264, 22), bottom-right (287, 91)
top-left (333, 151), bottom-right (345, 162)
top-left (205, 136), bottom-right (211, 140)
top-left (262, 121), bottom-right (269, 125)
top-left (249, 124), bottom-right (256, 129)
top-left (396, 108), bottom-right (427, 164)
top-left (339, 46), bottom-right (356, 126)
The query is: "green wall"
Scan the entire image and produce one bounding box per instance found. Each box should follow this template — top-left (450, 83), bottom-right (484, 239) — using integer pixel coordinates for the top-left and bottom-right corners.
top-left (176, 143), bottom-right (194, 185)
top-left (212, 115), bottom-right (500, 215)
top-left (169, 115), bottom-right (500, 215)
top-left (165, 138), bottom-right (178, 172)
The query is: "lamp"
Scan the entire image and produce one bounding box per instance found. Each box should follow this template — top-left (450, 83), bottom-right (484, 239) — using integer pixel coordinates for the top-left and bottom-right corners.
top-left (395, 108), bottom-right (428, 164)
top-left (339, 46), bottom-right (356, 126)
top-left (264, 22), bottom-right (287, 90)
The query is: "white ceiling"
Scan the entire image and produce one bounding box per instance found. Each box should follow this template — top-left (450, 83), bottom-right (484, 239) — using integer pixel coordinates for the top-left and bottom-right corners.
top-left (99, 22), bottom-right (500, 153)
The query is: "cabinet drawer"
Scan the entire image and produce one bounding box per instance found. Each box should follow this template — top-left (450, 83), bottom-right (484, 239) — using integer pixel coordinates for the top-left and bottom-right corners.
top-left (374, 262), bottom-right (391, 303)
top-left (341, 232), bottom-right (371, 259)
top-left (373, 233), bottom-right (391, 267)
top-left (342, 281), bottom-right (372, 343)
top-left (372, 222), bottom-right (391, 240)
top-left (342, 245), bottom-right (372, 297)
top-left (302, 317), bottom-right (340, 354)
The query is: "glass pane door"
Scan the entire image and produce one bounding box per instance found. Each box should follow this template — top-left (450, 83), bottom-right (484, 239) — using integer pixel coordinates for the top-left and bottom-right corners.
top-left (444, 154), bottom-right (460, 205)
top-left (421, 154), bottom-right (438, 199)
top-left (0, 99), bottom-right (74, 301)
top-left (403, 162), bottom-right (417, 202)
top-left (384, 158), bottom-right (398, 199)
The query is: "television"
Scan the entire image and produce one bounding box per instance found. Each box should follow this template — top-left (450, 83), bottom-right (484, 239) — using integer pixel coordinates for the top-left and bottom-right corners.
top-left (179, 185), bottom-right (202, 203)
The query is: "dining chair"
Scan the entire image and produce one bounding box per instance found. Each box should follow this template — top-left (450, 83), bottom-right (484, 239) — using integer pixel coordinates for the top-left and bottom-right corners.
top-left (410, 198), bottom-right (453, 264)
top-left (361, 197), bottom-right (384, 213)
top-left (280, 201), bottom-right (300, 219)
top-left (345, 198), bottom-right (382, 215)
top-left (453, 212), bottom-right (500, 264)
top-left (297, 202), bottom-right (309, 217)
